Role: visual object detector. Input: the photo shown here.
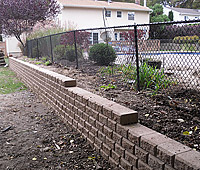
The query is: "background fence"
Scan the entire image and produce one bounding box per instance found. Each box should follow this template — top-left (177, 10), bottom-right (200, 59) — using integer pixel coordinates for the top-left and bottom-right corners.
top-left (27, 20), bottom-right (200, 91)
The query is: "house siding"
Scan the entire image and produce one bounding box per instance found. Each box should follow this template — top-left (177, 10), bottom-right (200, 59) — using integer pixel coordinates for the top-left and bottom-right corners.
top-left (163, 7), bottom-right (200, 21)
top-left (60, 7), bottom-right (150, 29)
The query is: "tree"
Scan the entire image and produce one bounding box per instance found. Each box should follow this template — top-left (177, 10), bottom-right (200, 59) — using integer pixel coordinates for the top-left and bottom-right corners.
top-left (176, 0), bottom-right (200, 9)
top-left (60, 31), bottom-right (90, 49)
top-left (168, 10), bottom-right (174, 21)
top-left (0, 0), bottom-right (60, 47)
top-left (150, 4), bottom-right (170, 23)
top-left (149, 4), bottom-right (170, 39)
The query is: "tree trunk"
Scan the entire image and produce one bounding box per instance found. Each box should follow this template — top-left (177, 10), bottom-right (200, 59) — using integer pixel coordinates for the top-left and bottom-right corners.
top-left (15, 34), bottom-right (27, 55)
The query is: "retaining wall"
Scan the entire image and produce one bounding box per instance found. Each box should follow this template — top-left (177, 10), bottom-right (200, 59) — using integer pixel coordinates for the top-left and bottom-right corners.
top-left (10, 57), bottom-right (200, 170)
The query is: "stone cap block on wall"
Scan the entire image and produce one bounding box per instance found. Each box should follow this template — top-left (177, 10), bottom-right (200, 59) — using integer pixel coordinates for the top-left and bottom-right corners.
top-left (11, 58), bottom-right (76, 87)
top-left (175, 150), bottom-right (200, 170)
top-left (67, 87), bottom-right (138, 125)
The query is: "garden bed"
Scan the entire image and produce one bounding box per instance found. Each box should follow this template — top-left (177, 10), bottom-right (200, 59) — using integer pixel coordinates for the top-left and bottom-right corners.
top-left (19, 57), bottom-right (200, 152)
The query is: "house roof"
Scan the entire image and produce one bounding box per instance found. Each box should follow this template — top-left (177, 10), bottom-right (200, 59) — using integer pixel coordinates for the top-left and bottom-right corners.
top-left (165, 7), bottom-right (200, 16)
top-left (57, 0), bottom-right (151, 12)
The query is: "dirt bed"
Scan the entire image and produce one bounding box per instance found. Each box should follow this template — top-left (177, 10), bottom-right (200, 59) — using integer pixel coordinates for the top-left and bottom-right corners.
top-left (29, 61), bottom-right (200, 153)
top-left (0, 91), bottom-right (112, 170)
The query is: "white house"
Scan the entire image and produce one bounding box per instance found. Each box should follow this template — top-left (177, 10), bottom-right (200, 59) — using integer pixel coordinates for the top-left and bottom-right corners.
top-left (163, 6), bottom-right (200, 21)
top-left (5, 0), bottom-right (151, 56)
top-left (57, 0), bottom-right (151, 43)
top-left (57, 0), bottom-right (151, 28)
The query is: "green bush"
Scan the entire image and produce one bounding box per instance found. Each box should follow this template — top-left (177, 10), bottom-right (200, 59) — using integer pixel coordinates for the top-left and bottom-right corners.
top-left (27, 26), bottom-right (65, 40)
top-left (89, 43), bottom-right (116, 65)
top-left (173, 35), bottom-right (199, 44)
top-left (53, 45), bottom-right (81, 62)
top-left (53, 45), bottom-right (66, 61)
top-left (100, 63), bottom-right (171, 93)
top-left (32, 47), bottom-right (41, 58)
top-left (181, 44), bottom-right (197, 51)
top-left (137, 63), bottom-right (171, 92)
top-left (65, 45), bottom-right (77, 62)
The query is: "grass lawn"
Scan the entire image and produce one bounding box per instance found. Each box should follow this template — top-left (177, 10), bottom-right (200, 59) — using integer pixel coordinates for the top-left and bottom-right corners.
top-left (0, 67), bottom-right (27, 94)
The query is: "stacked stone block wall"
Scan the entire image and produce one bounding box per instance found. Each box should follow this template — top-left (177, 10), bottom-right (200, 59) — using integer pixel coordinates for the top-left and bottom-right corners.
top-left (10, 57), bottom-right (200, 170)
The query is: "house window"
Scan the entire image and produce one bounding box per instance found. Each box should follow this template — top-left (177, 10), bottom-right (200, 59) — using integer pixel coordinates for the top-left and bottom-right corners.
top-left (89, 33), bottom-right (93, 44)
top-left (184, 16), bottom-right (189, 21)
top-left (120, 33), bottom-right (123, 40)
top-left (117, 11), bottom-right (122, 18)
top-left (93, 33), bottom-right (98, 44)
top-left (115, 33), bottom-right (118, 41)
top-left (128, 12), bottom-right (135, 20)
top-left (89, 33), bottom-right (98, 44)
top-left (105, 10), bottom-right (111, 17)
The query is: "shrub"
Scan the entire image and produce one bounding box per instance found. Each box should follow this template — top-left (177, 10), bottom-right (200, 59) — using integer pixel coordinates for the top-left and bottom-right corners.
top-left (53, 45), bottom-right (81, 62)
top-left (137, 63), bottom-right (171, 92)
top-left (26, 22), bottom-right (66, 40)
top-left (162, 24), bottom-right (200, 40)
top-left (32, 47), bottom-right (41, 58)
top-left (173, 35), bottom-right (199, 43)
top-left (53, 45), bottom-right (66, 61)
top-left (60, 31), bottom-right (90, 49)
top-left (65, 45), bottom-right (77, 62)
top-left (181, 44), bottom-right (197, 51)
top-left (89, 43), bottom-right (116, 65)
top-left (100, 63), bottom-right (171, 93)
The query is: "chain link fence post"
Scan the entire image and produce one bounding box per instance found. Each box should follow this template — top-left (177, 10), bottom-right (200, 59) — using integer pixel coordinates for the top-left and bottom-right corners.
top-left (49, 35), bottom-right (54, 63)
top-left (36, 39), bottom-right (39, 60)
top-left (73, 31), bottom-right (78, 69)
top-left (26, 40), bottom-right (29, 58)
top-left (30, 40), bottom-right (33, 58)
top-left (134, 25), bottom-right (140, 91)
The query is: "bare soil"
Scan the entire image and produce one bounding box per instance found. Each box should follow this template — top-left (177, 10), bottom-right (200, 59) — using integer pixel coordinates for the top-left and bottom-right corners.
top-left (0, 91), bottom-right (112, 170)
top-left (34, 62), bottom-right (200, 152)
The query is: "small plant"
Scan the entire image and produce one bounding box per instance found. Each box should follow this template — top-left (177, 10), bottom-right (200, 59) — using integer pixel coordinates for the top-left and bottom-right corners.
top-left (44, 61), bottom-right (51, 66)
top-left (41, 56), bottom-right (48, 62)
top-left (135, 63), bottom-right (171, 92)
top-left (100, 84), bottom-right (116, 90)
top-left (35, 61), bottom-right (42, 65)
top-left (89, 43), bottom-right (116, 66)
top-left (100, 65), bottom-right (118, 76)
top-left (100, 63), bottom-right (172, 93)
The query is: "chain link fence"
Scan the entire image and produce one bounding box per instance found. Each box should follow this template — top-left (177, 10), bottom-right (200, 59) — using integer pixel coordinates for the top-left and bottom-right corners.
top-left (27, 20), bottom-right (200, 91)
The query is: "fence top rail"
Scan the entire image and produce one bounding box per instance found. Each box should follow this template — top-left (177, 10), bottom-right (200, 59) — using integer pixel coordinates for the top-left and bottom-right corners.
top-left (28, 19), bottom-right (200, 42)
